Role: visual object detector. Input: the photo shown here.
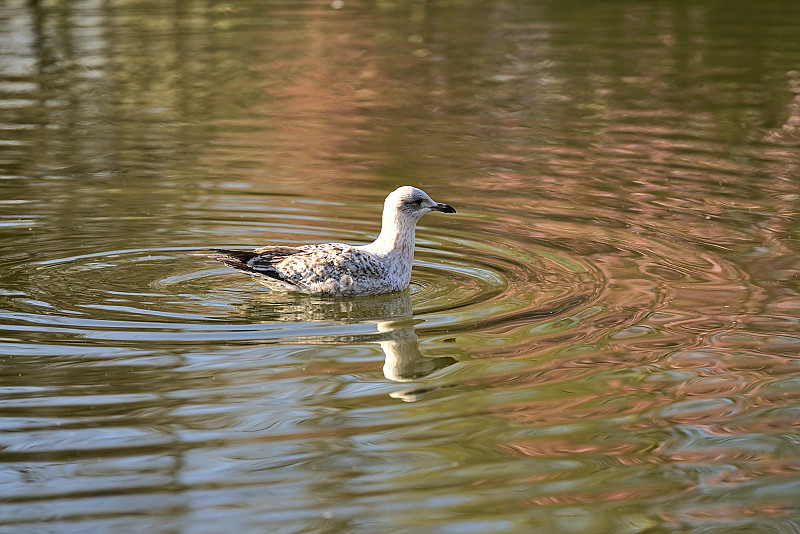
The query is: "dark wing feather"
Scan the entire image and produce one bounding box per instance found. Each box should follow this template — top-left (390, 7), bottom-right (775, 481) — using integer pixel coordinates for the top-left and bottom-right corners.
top-left (203, 247), bottom-right (302, 285)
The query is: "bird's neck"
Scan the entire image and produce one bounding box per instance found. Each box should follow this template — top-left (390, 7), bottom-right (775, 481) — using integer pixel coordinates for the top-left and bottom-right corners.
top-left (365, 209), bottom-right (417, 262)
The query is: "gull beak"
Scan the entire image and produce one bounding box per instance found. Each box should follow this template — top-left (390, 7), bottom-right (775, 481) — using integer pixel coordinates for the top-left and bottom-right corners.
top-left (430, 202), bottom-right (456, 214)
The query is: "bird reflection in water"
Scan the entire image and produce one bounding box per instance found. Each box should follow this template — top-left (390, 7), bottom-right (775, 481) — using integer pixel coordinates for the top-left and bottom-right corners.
top-left (233, 290), bottom-right (458, 399)
top-left (375, 317), bottom-right (457, 401)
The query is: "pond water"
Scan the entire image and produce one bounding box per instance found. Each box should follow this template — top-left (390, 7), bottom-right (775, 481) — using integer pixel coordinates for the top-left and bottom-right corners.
top-left (2, 0), bottom-right (800, 532)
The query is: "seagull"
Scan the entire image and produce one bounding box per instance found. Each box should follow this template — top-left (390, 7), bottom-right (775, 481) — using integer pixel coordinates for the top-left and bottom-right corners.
top-left (201, 186), bottom-right (456, 296)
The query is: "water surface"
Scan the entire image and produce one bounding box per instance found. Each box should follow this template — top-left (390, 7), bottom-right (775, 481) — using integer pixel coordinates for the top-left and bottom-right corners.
top-left (2, 1), bottom-right (800, 533)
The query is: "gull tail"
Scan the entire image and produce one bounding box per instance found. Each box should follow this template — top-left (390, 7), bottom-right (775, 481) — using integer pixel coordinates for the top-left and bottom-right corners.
top-left (201, 249), bottom-right (260, 273)
top-left (197, 249), bottom-right (297, 286)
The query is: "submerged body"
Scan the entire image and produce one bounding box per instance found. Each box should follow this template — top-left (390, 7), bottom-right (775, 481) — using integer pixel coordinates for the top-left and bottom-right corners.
top-left (202, 186), bottom-right (455, 296)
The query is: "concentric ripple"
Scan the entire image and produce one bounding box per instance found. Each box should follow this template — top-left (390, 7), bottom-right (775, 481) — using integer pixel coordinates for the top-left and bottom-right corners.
top-left (3, 193), bottom-right (750, 370)
top-left (2, 207), bottom-right (601, 352)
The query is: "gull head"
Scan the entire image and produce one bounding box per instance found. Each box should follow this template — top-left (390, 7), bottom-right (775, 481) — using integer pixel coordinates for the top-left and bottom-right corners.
top-left (386, 186), bottom-right (456, 220)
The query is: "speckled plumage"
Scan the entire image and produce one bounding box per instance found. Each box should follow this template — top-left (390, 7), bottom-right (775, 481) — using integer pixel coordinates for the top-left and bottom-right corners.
top-left (202, 186), bottom-right (455, 296)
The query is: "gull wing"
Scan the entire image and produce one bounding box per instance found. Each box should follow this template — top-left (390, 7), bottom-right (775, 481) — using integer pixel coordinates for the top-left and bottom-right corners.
top-left (267, 244), bottom-right (387, 285)
top-left (204, 244), bottom-right (388, 292)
